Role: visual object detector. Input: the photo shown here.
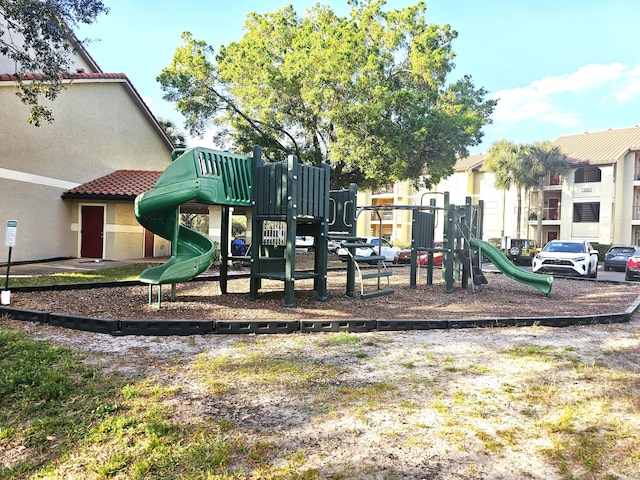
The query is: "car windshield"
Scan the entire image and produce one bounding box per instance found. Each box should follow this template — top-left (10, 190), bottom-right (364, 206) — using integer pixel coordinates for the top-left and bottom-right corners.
top-left (544, 242), bottom-right (586, 253)
top-left (609, 247), bottom-right (635, 255)
top-left (512, 239), bottom-right (532, 248)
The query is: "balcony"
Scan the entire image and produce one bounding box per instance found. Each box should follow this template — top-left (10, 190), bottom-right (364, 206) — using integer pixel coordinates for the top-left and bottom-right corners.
top-left (370, 210), bottom-right (394, 221)
top-left (633, 205), bottom-right (640, 221)
top-left (543, 174), bottom-right (563, 190)
top-left (528, 207), bottom-right (561, 222)
top-left (372, 185), bottom-right (394, 197)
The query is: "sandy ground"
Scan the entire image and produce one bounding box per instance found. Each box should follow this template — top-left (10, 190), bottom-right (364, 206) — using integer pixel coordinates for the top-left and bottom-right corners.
top-left (2, 267), bottom-right (640, 479)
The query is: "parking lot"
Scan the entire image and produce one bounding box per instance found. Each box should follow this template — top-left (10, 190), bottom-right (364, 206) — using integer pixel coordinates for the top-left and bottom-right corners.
top-left (484, 262), bottom-right (630, 282)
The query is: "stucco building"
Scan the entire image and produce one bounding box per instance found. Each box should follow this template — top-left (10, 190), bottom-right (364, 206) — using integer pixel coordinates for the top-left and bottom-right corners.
top-left (357, 126), bottom-right (640, 249)
top-left (0, 34), bottom-right (174, 262)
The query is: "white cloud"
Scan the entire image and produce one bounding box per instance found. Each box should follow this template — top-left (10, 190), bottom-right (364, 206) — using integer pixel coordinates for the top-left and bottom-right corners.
top-left (490, 62), bottom-right (630, 126)
top-left (611, 65), bottom-right (640, 103)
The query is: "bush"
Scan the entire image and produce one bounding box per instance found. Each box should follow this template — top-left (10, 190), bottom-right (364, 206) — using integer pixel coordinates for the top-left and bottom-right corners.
top-left (592, 243), bottom-right (610, 261)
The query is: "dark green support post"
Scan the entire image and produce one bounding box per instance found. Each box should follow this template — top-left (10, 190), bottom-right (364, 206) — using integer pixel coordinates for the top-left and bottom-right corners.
top-left (249, 146), bottom-right (263, 301)
top-left (315, 163), bottom-right (331, 302)
top-left (220, 205), bottom-right (230, 294)
top-left (284, 155), bottom-right (297, 307)
top-left (444, 203), bottom-right (455, 293)
top-left (345, 183), bottom-right (358, 298)
top-left (409, 210), bottom-right (417, 289)
top-left (427, 198), bottom-right (437, 286)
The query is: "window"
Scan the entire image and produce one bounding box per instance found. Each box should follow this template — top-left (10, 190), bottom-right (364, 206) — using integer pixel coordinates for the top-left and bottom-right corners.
top-left (573, 202), bottom-right (600, 222)
top-left (574, 167), bottom-right (601, 183)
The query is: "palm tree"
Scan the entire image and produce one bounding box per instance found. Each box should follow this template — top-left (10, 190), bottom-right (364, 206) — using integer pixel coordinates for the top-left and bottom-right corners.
top-left (483, 139), bottom-right (534, 238)
top-left (157, 117), bottom-right (187, 148)
top-left (526, 141), bottom-right (570, 246)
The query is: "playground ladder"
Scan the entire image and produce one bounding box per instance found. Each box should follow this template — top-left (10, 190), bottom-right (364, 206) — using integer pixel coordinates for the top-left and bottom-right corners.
top-left (337, 236), bottom-right (395, 301)
top-left (456, 249), bottom-right (488, 286)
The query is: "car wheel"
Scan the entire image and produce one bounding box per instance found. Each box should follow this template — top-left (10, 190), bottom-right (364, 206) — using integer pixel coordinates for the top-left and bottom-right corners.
top-left (604, 265), bottom-right (610, 271)
top-left (509, 246), bottom-right (521, 257)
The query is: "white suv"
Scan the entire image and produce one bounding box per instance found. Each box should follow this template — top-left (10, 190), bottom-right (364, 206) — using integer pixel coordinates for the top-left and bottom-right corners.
top-left (337, 237), bottom-right (400, 263)
top-left (532, 240), bottom-right (599, 278)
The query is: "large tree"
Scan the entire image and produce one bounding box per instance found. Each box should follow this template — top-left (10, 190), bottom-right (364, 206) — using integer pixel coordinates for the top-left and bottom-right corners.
top-left (158, 1), bottom-right (496, 190)
top-left (0, 0), bottom-right (109, 125)
top-left (483, 139), bottom-right (535, 239)
top-left (526, 141), bottom-right (570, 246)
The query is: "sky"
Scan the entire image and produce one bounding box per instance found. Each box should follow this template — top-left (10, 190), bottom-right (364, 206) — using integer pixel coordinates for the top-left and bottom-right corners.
top-left (76, 0), bottom-right (640, 154)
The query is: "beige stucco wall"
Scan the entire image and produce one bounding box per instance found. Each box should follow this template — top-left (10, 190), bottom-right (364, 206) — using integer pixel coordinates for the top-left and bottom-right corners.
top-left (0, 80), bottom-right (172, 262)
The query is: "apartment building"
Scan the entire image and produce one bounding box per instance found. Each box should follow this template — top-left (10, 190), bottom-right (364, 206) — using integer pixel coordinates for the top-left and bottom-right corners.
top-left (357, 125), bottom-right (640, 248)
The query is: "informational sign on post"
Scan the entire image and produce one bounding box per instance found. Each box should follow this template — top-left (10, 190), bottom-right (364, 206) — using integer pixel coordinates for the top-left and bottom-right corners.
top-left (3, 220), bottom-right (17, 305)
top-left (5, 220), bottom-right (18, 247)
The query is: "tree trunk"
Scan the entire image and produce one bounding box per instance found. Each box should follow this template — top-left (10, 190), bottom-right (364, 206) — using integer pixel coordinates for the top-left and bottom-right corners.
top-left (536, 176), bottom-right (544, 246)
top-left (516, 189), bottom-right (522, 238)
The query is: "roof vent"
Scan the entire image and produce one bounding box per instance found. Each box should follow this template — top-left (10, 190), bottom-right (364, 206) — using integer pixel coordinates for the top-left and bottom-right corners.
top-left (75, 68), bottom-right (85, 74)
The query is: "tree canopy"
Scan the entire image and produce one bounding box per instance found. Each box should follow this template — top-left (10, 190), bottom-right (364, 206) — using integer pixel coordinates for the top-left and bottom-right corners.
top-left (483, 139), bottom-right (533, 238)
top-left (526, 140), bottom-right (569, 245)
top-left (484, 138), bottom-right (570, 242)
top-left (158, 0), bottom-right (496, 189)
top-left (0, 0), bottom-right (109, 125)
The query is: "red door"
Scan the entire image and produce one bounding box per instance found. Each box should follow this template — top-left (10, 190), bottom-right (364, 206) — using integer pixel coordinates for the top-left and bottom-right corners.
top-left (81, 206), bottom-right (104, 258)
top-left (547, 231), bottom-right (558, 243)
top-left (144, 229), bottom-right (155, 257)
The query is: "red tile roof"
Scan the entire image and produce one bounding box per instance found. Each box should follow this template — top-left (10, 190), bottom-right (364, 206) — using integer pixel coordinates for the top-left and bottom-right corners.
top-left (0, 72), bottom-right (128, 82)
top-left (62, 170), bottom-right (161, 200)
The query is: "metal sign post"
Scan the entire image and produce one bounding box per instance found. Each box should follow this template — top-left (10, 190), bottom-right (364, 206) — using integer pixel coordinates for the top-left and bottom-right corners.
top-left (2, 220), bottom-right (17, 305)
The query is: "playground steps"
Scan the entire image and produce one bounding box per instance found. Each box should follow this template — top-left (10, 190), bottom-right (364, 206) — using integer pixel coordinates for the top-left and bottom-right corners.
top-left (457, 250), bottom-right (488, 285)
top-left (254, 271), bottom-right (318, 281)
top-left (335, 236), bottom-right (395, 302)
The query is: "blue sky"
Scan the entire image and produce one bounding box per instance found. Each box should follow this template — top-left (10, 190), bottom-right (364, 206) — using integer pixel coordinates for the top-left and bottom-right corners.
top-left (77, 0), bottom-right (640, 154)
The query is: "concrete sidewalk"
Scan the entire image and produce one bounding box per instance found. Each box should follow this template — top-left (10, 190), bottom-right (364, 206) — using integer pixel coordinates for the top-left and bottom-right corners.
top-left (1, 258), bottom-right (166, 278)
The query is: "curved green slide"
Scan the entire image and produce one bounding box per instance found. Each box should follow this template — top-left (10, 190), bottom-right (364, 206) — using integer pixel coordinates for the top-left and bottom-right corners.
top-left (469, 238), bottom-right (553, 296)
top-left (135, 148), bottom-right (252, 285)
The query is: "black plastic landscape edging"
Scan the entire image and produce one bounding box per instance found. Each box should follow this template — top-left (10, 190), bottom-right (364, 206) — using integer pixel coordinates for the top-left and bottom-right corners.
top-left (0, 303), bottom-right (637, 336)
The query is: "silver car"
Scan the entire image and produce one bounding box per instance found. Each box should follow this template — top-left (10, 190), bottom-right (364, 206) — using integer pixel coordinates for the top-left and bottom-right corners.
top-left (532, 240), bottom-right (599, 278)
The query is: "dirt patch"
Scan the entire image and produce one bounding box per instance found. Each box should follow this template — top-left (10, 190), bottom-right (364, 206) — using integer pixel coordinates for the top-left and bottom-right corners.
top-left (7, 266), bottom-right (640, 322)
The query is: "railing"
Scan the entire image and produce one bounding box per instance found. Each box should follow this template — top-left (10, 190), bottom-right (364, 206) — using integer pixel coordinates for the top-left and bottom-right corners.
top-left (633, 205), bottom-right (640, 221)
top-left (529, 207), bottom-right (561, 221)
top-left (373, 185), bottom-right (394, 195)
top-left (195, 149), bottom-right (252, 203)
top-left (371, 211), bottom-right (394, 221)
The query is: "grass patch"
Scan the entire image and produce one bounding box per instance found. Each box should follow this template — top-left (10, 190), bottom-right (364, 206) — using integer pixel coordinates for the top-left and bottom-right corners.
top-left (8, 263), bottom-right (158, 287)
top-left (0, 324), bottom-right (332, 479)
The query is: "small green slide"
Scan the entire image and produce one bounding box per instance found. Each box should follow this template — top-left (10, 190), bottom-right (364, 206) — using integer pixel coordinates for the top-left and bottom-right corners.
top-left (469, 238), bottom-right (553, 296)
top-left (135, 148), bottom-right (252, 285)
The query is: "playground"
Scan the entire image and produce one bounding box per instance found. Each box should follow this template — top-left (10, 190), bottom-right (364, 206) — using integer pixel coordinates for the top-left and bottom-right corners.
top-left (3, 145), bottom-right (639, 334)
top-left (8, 258), bottom-right (638, 324)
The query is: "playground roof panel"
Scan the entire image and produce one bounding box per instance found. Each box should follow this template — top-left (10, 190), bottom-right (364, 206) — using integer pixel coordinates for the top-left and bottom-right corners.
top-left (62, 170), bottom-right (161, 200)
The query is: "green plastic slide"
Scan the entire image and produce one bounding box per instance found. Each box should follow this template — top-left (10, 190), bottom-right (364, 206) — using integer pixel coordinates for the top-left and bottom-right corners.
top-left (468, 238), bottom-right (553, 296)
top-left (135, 148), bottom-right (252, 285)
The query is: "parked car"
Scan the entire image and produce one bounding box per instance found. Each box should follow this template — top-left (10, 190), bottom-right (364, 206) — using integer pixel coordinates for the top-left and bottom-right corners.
top-left (327, 238), bottom-right (342, 254)
top-left (393, 241), bottom-right (444, 266)
top-left (625, 248), bottom-right (640, 281)
top-left (532, 240), bottom-right (599, 278)
top-left (603, 245), bottom-right (636, 271)
top-left (295, 236), bottom-right (314, 249)
top-left (336, 237), bottom-right (400, 263)
top-left (505, 238), bottom-right (538, 265)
